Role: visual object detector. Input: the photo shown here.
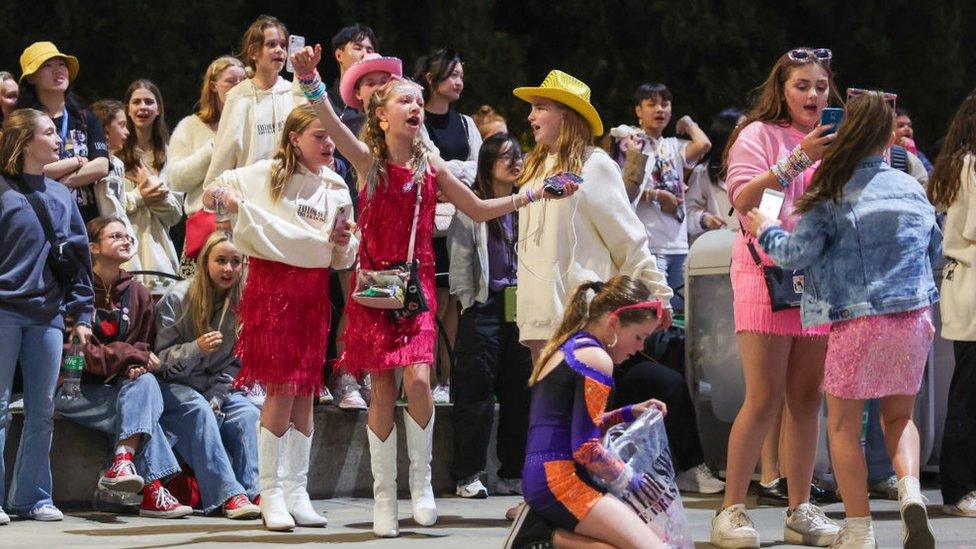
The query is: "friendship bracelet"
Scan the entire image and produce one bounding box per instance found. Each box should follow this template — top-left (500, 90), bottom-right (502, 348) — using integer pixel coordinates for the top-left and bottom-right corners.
top-left (770, 145), bottom-right (813, 188)
top-left (297, 70), bottom-right (327, 105)
top-left (510, 193), bottom-right (519, 211)
top-left (526, 188), bottom-right (535, 203)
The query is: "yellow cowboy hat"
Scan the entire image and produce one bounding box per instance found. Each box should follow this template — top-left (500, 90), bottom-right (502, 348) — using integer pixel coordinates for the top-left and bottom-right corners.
top-left (513, 69), bottom-right (603, 136)
top-left (19, 41), bottom-right (79, 83)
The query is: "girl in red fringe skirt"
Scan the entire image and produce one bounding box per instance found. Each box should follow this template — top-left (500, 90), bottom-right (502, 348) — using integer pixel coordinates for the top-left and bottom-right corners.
top-left (204, 105), bottom-right (356, 531)
top-left (293, 45), bottom-right (577, 538)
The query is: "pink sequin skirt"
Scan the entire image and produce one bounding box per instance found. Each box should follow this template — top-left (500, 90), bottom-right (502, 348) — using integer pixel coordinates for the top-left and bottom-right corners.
top-left (234, 258), bottom-right (331, 396)
top-left (822, 307), bottom-right (934, 399)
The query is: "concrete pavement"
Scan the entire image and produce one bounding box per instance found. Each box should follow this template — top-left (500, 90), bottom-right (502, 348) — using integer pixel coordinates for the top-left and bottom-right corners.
top-left (1, 488), bottom-right (972, 548)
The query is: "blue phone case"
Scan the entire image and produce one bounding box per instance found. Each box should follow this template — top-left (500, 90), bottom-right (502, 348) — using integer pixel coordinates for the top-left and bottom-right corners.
top-left (821, 108), bottom-right (844, 135)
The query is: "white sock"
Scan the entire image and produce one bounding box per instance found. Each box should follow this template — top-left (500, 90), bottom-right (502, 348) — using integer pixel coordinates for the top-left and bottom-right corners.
top-left (115, 444), bottom-right (135, 457)
top-left (846, 515), bottom-right (872, 532)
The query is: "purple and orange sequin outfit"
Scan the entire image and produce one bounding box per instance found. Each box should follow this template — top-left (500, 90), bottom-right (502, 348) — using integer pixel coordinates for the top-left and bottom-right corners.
top-left (522, 331), bottom-right (637, 530)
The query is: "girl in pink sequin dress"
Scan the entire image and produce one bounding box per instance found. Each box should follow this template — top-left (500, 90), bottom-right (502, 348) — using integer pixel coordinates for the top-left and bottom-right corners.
top-left (292, 45), bottom-right (577, 538)
top-left (747, 92), bottom-right (941, 547)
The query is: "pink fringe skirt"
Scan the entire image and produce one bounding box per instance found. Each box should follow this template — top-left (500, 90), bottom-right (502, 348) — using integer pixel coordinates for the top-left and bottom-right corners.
top-left (234, 257), bottom-right (331, 396)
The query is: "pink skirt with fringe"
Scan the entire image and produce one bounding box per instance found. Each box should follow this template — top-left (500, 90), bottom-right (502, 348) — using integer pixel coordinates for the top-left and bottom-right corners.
top-left (234, 257), bottom-right (331, 396)
top-left (730, 235), bottom-right (829, 337)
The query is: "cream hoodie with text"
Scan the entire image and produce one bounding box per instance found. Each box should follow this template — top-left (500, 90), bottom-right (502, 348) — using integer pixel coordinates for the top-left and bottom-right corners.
top-left (210, 159), bottom-right (357, 270)
top-left (204, 77), bottom-right (306, 188)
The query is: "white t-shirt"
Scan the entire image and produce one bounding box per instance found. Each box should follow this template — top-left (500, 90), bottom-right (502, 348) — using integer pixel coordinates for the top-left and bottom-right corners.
top-left (632, 136), bottom-right (690, 255)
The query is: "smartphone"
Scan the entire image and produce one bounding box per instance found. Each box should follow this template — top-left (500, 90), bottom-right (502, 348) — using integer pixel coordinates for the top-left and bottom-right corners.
top-left (332, 205), bottom-right (350, 232)
top-left (820, 107), bottom-right (844, 135)
top-left (286, 34), bottom-right (305, 73)
top-left (759, 188), bottom-right (785, 219)
top-left (542, 172), bottom-right (584, 196)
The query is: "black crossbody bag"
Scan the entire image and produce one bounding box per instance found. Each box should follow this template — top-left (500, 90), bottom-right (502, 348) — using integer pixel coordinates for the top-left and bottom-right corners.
top-left (746, 238), bottom-right (804, 311)
top-left (8, 176), bottom-right (81, 287)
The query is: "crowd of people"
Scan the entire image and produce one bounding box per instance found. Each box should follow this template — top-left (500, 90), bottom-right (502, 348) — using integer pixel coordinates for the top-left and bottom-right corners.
top-left (0, 14), bottom-right (973, 549)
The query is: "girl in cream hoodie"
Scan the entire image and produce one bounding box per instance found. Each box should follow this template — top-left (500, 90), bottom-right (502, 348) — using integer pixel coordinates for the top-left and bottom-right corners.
top-left (204, 16), bottom-right (305, 189)
top-left (165, 56), bottom-right (245, 272)
top-left (203, 105), bottom-right (355, 531)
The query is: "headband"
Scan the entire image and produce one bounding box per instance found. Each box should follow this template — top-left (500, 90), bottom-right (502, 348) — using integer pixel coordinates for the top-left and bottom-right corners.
top-left (610, 299), bottom-right (663, 319)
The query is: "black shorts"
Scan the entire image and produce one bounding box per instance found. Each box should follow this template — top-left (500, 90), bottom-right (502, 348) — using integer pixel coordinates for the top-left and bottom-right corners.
top-left (434, 236), bottom-right (450, 289)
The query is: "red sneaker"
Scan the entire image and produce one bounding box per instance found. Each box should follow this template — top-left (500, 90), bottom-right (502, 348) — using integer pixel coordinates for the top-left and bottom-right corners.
top-left (223, 494), bottom-right (260, 520)
top-left (99, 452), bottom-right (144, 493)
top-left (140, 480), bottom-right (193, 519)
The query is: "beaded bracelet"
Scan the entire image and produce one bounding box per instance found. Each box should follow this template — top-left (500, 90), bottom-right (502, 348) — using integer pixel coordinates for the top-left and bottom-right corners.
top-left (770, 145), bottom-right (813, 188)
top-left (297, 70), bottom-right (327, 105)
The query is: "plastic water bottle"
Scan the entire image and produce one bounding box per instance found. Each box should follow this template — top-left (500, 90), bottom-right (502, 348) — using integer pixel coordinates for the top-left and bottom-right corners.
top-left (60, 336), bottom-right (84, 400)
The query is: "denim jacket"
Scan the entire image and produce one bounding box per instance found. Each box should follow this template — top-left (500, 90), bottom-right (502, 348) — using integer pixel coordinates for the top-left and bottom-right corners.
top-left (758, 156), bottom-right (942, 327)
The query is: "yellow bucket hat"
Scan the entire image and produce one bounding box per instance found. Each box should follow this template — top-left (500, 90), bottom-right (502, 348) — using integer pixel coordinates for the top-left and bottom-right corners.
top-left (513, 70), bottom-right (603, 136)
top-left (19, 41), bottom-right (79, 83)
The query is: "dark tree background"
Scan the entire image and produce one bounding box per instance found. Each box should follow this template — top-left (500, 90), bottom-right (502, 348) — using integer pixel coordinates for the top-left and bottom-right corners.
top-left (1, 0), bottom-right (973, 155)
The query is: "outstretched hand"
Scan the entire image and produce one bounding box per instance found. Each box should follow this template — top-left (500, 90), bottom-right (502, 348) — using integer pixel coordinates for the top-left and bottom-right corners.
top-left (291, 44), bottom-right (322, 75)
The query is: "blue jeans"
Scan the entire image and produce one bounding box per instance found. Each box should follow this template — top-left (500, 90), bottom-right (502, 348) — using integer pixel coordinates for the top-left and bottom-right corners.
top-left (55, 374), bottom-right (181, 483)
top-left (865, 399), bottom-right (895, 484)
top-left (654, 253), bottom-right (687, 312)
top-left (0, 315), bottom-right (63, 513)
top-left (158, 383), bottom-right (259, 512)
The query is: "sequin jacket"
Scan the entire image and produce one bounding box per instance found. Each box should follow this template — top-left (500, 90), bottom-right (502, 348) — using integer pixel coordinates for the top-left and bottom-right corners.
top-left (758, 156), bottom-right (942, 327)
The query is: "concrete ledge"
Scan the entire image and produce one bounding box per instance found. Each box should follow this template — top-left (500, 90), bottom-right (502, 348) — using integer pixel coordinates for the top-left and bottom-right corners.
top-left (4, 404), bottom-right (500, 505)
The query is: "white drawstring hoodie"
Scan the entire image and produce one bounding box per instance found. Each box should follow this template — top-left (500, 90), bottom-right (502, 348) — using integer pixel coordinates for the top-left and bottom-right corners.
top-left (203, 76), bottom-right (306, 188)
top-left (210, 159), bottom-right (357, 270)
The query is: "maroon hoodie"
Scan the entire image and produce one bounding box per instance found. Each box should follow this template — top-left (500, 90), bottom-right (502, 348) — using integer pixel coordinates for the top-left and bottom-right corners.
top-left (64, 269), bottom-right (156, 383)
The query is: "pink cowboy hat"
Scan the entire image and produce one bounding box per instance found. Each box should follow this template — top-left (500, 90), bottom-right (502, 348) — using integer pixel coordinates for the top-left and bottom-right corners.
top-left (340, 53), bottom-right (403, 110)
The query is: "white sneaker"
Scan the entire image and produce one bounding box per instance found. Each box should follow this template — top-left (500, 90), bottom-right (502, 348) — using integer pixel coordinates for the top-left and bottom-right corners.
top-left (898, 476), bottom-right (934, 549)
top-left (432, 384), bottom-right (451, 404)
top-left (710, 504), bottom-right (759, 548)
top-left (943, 490), bottom-right (976, 517)
top-left (338, 388), bottom-right (368, 410)
top-left (456, 477), bottom-right (488, 499)
top-left (495, 477), bottom-right (523, 496)
top-left (828, 521), bottom-right (876, 548)
top-left (785, 503), bottom-right (839, 546)
top-left (8, 397), bottom-right (23, 413)
top-left (26, 503), bottom-right (64, 521)
top-left (677, 463), bottom-right (725, 494)
top-left (0, 506), bottom-right (9, 525)
top-left (317, 386), bottom-right (334, 405)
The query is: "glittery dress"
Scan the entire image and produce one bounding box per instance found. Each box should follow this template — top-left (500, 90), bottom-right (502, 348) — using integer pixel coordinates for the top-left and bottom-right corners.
top-left (822, 307), bottom-right (934, 399)
top-left (339, 163), bottom-right (437, 374)
top-left (522, 331), bottom-right (637, 530)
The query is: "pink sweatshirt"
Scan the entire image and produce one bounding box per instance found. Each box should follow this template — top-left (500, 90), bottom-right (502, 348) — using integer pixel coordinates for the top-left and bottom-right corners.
top-left (725, 120), bottom-right (828, 336)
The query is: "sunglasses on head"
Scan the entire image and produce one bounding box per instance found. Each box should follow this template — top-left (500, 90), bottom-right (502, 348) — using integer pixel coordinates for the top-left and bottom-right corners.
top-left (787, 48), bottom-right (832, 65)
top-left (846, 87), bottom-right (897, 110)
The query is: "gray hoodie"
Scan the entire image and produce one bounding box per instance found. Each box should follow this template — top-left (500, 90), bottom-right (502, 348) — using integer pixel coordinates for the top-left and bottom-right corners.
top-left (155, 279), bottom-right (239, 400)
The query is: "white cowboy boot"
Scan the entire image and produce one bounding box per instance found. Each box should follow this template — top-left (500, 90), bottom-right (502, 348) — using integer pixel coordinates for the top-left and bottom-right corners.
top-left (257, 425), bottom-right (295, 531)
top-left (282, 426), bottom-right (327, 527)
top-left (367, 425), bottom-right (399, 537)
top-left (404, 409), bottom-right (437, 526)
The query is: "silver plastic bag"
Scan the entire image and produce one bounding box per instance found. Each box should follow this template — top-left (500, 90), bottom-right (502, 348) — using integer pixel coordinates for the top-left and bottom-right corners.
top-left (598, 408), bottom-right (693, 548)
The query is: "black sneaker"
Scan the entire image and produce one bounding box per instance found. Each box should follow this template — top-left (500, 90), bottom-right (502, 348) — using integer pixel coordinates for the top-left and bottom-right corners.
top-left (503, 502), bottom-right (554, 549)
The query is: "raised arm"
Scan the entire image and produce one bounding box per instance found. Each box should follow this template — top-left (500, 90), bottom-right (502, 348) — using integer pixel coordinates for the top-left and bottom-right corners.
top-left (292, 45), bottom-right (372, 175)
top-left (676, 115), bottom-right (711, 165)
